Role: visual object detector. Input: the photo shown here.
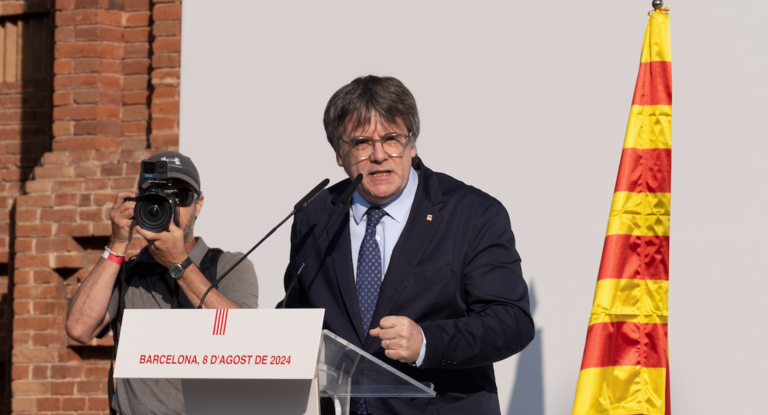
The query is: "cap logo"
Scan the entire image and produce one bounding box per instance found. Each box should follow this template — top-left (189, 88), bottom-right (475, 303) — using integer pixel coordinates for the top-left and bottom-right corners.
top-left (161, 157), bottom-right (183, 168)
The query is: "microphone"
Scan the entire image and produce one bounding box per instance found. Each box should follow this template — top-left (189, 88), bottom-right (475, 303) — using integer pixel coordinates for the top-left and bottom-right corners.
top-left (279, 174), bottom-right (363, 308)
top-left (197, 178), bottom-right (330, 309)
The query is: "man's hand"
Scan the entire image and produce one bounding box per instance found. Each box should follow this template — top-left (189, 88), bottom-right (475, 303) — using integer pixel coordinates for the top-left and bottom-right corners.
top-left (109, 192), bottom-right (137, 249)
top-left (369, 316), bottom-right (423, 363)
top-left (135, 220), bottom-right (187, 269)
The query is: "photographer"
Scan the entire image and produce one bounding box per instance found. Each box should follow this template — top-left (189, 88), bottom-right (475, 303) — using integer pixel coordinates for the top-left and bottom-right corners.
top-left (66, 151), bottom-right (258, 415)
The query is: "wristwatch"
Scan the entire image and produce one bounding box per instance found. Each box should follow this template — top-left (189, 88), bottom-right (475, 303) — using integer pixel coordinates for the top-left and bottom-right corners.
top-left (169, 257), bottom-right (194, 280)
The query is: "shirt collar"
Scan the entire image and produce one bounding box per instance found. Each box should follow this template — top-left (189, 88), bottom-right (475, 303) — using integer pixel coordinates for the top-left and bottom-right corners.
top-left (351, 167), bottom-right (419, 225)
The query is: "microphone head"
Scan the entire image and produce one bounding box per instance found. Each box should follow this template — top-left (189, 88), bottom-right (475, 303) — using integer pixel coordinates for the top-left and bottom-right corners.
top-left (340, 174), bottom-right (363, 206)
top-left (294, 178), bottom-right (330, 213)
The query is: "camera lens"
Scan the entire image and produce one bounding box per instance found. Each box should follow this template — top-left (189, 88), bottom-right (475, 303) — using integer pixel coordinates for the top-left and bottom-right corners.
top-left (133, 194), bottom-right (172, 232)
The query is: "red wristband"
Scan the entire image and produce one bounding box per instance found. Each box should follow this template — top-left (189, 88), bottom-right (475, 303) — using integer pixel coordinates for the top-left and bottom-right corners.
top-left (102, 250), bottom-right (124, 265)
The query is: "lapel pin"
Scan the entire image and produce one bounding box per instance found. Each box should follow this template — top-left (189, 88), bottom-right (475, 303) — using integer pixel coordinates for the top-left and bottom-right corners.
top-left (426, 214), bottom-right (433, 221)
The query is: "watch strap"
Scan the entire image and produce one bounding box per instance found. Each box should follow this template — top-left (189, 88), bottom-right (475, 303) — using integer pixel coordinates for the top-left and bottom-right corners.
top-left (180, 256), bottom-right (194, 271)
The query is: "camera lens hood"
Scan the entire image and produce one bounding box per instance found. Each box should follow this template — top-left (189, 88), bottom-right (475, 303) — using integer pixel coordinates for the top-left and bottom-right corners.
top-left (133, 193), bottom-right (173, 233)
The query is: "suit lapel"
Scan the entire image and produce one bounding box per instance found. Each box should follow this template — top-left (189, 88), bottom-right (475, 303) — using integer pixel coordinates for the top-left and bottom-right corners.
top-left (363, 167), bottom-right (444, 351)
top-left (327, 205), bottom-right (366, 345)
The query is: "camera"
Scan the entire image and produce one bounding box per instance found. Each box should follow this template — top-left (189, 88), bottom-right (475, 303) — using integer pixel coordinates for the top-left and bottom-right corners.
top-left (126, 160), bottom-right (185, 232)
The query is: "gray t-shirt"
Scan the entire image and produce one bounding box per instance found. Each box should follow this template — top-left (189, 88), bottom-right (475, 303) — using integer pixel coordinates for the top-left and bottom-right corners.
top-left (100, 237), bottom-right (259, 415)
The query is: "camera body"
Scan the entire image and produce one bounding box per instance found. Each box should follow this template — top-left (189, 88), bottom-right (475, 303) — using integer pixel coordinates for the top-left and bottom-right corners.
top-left (127, 160), bottom-right (183, 232)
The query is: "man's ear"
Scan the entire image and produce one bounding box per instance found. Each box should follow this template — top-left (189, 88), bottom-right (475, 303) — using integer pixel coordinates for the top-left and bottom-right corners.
top-left (195, 194), bottom-right (205, 218)
top-left (336, 150), bottom-right (344, 167)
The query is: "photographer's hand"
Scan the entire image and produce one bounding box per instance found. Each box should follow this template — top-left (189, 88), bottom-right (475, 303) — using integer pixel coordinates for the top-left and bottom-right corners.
top-left (109, 191), bottom-right (138, 253)
top-left (136, 222), bottom-right (239, 309)
top-left (135, 220), bottom-right (187, 269)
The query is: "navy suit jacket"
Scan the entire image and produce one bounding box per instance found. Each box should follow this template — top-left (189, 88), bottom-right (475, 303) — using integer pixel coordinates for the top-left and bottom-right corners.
top-left (282, 158), bottom-right (534, 415)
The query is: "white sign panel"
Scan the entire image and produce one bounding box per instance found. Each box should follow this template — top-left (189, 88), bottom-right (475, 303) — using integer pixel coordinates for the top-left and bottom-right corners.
top-left (114, 309), bottom-right (325, 380)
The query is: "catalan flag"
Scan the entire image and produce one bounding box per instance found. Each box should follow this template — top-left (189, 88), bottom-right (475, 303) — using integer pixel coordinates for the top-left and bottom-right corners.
top-left (572, 10), bottom-right (671, 415)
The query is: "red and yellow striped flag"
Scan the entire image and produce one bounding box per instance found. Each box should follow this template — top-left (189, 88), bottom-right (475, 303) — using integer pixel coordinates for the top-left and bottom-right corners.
top-left (573, 10), bottom-right (671, 415)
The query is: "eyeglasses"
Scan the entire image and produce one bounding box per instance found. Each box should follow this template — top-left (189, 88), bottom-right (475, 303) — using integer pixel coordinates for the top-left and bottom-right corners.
top-left (174, 188), bottom-right (199, 207)
top-left (338, 132), bottom-right (412, 160)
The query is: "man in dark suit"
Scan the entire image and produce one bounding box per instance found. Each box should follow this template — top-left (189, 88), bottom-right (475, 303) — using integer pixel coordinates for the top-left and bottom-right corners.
top-left (282, 75), bottom-right (534, 415)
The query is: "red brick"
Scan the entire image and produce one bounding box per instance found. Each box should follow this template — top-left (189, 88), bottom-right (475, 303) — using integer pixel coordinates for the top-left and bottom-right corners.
top-left (14, 253), bottom-right (50, 268)
top-left (125, 0), bottom-right (150, 11)
top-left (73, 89), bottom-right (99, 104)
top-left (123, 105), bottom-right (148, 121)
top-left (53, 91), bottom-right (73, 106)
top-left (124, 58), bottom-right (151, 74)
top-left (93, 192), bottom-right (115, 205)
top-left (41, 152), bottom-right (69, 166)
top-left (83, 366), bottom-right (109, 379)
top-left (16, 224), bottom-right (54, 237)
top-left (149, 133), bottom-right (178, 148)
top-left (118, 150), bottom-right (146, 162)
top-left (56, 9), bottom-right (121, 26)
top-left (99, 90), bottom-right (123, 105)
top-left (151, 116), bottom-right (175, 131)
top-left (33, 166), bottom-right (74, 179)
top-left (54, 193), bottom-right (79, 206)
top-left (122, 90), bottom-right (149, 105)
top-left (152, 53), bottom-right (180, 68)
top-left (57, 0), bottom-right (76, 10)
top-left (153, 37), bottom-right (181, 53)
top-left (124, 74), bottom-right (149, 90)
top-left (88, 396), bottom-right (109, 410)
top-left (63, 396), bottom-right (88, 411)
top-left (11, 365), bottom-right (29, 380)
top-left (15, 239), bottom-right (34, 252)
top-left (52, 121), bottom-right (74, 136)
top-left (16, 209), bottom-right (39, 223)
top-left (73, 120), bottom-right (122, 136)
top-left (125, 162), bottom-right (141, 175)
top-left (51, 381), bottom-right (75, 395)
top-left (54, 253), bottom-right (86, 268)
top-left (76, 379), bottom-right (106, 394)
top-left (93, 221), bottom-right (112, 236)
top-left (32, 332), bottom-right (61, 346)
top-left (36, 397), bottom-right (62, 411)
top-left (55, 26), bottom-right (75, 42)
top-left (124, 27), bottom-right (150, 42)
top-left (152, 86), bottom-right (176, 99)
top-left (55, 43), bottom-right (122, 59)
top-left (124, 42), bottom-right (149, 58)
top-left (17, 195), bottom-right (54, 208)
top-left (123, 121), bottom-right (147, 135)
top-left (25, 180), bottom-right (53, 193)
top-left (153, 20), bottom-right (181, 37)
top-left (151, 100), bottom-right (179, 116)
top-left (55, 223), bottom-right (91, 237)
top-left (12, 397), bottom-right (35, 412)
top-left (53, 137), bottom-right (121, 152)
top-left (154, 3), bottom-right (182, 20)
top-left (79, 193), bottom-right (93, 206)
top-left (18, 286), bottom-right (62, 301)
top-left (151, 68), bottom-right (180, 84)
top-left (124, 11), bottom-right (151, 27)
top-left (50, 180), bottom-right (82, 193)
top-left (94, 150), bottom-right (119, 163)
top-left (12, 380), bottom-right (50, 395)
top-left (121, 136), bottom-right (148, 150)
top-left (84, 178), bottom-right (109, 191)
top-left (100, 163), bottom-right (124, 176)
top-left (75, 25), bottom-right (123, 42)
top-left (74, 0), bottom-right (109, 9)
top-left (34, 269), bottom-right (65, 284)
top-left (51, 365), bottom-right (84, 379)
top-left (70, 150), bottom-right (95, 164)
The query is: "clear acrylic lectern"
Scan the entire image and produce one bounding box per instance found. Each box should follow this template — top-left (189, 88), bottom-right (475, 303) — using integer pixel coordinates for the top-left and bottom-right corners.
top-left (318, 330), bottom-right (436, 415)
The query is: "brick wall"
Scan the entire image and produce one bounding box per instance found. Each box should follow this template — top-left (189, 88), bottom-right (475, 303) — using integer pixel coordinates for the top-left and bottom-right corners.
top-left (4, 0), bottom-right (183, 413)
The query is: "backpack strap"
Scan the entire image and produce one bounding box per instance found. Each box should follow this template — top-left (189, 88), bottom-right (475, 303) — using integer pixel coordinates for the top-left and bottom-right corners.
top-left (200, 248), bottom-right (224, 285)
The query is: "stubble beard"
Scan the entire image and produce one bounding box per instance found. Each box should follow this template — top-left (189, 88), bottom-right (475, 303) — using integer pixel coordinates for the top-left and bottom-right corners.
top-left (182, 201), bottom-right (196, 247)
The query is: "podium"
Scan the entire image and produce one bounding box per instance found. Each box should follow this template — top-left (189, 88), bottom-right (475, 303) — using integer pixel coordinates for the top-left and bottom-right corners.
top-left (114, 309), bottom-right (435, 414)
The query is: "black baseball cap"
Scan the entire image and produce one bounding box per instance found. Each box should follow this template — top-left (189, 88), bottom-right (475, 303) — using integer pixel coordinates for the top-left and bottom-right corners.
top-left (138, 151), bottom-right (201, 194)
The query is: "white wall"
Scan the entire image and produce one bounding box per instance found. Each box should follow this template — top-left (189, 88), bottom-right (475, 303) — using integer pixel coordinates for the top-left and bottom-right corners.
top-left (180, 1), bottom-right (768, 413)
